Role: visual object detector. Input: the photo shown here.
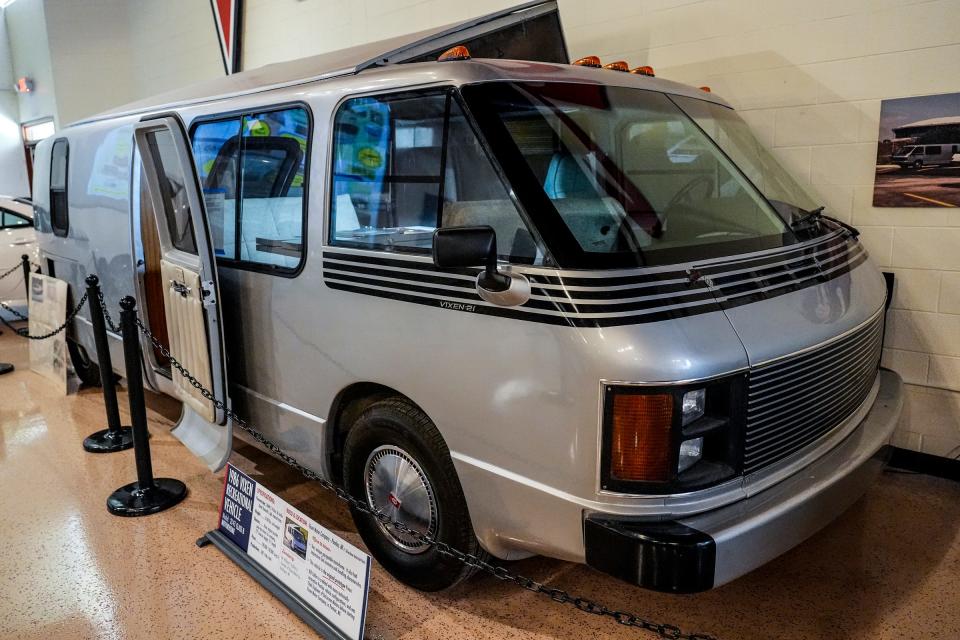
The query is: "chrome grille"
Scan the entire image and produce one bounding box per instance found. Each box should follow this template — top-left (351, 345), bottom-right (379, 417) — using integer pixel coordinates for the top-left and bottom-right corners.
top-left (743, 312), bottom-right (884, 474)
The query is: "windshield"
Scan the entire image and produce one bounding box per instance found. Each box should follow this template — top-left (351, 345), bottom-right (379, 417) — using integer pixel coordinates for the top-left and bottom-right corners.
top-left (895, 146), bottom-right (917, 156)
top-left (462, 82), bottom-right (810, 268)
top-left (671, 95), bottom-right (819, 221)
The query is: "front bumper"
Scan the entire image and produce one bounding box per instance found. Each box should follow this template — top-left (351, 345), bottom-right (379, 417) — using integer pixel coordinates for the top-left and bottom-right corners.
top-left (584, 369), bottom-right (903, 593)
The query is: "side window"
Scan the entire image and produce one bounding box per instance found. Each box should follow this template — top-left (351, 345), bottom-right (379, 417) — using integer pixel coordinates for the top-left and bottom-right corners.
top-left (926, 145), bottom-right (941, 155)
top-left (1, 210), bottom-right (31, 229)
top-left (50, 139), bottom-right (69, 237)
top-left (330, 90), bottom-right (540, 263)
top-left (193, 119), bottom-right (241, 259)
top-left (191, 106), bottom-right (309, 272)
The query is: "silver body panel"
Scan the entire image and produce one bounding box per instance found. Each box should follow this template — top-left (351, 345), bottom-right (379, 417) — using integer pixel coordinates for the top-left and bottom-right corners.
top-left (32, 56), bottom-right (900, 581)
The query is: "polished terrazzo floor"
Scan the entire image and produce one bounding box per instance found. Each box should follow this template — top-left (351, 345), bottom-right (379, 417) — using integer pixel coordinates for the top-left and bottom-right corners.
top-left (0, 329), bottom-right (958, 640)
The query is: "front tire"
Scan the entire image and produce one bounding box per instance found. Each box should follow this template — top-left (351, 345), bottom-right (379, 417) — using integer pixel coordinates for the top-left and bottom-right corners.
top-left (68, 339), bottom-right (101, 387)
top-left (343, 397), bottom-right (485, 591)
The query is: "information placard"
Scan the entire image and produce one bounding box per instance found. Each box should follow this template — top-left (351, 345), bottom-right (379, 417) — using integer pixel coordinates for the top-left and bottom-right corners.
top-left (28, 273), bottom-right (68, 394)
top-left (216, 464), bottom-right (371, 639)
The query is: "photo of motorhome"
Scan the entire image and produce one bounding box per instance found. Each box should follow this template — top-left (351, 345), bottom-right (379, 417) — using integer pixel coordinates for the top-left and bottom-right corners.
top-left (29, 2), bottom-right (900, 595)
top-left (873, 93), bottom-right (960, 207)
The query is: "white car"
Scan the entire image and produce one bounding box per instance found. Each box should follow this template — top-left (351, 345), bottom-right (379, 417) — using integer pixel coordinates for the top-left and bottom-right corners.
top-left (0, 196), bottom-right (37, 320)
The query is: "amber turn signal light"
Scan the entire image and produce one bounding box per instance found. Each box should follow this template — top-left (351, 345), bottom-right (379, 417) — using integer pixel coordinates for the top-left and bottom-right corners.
top-left (630, 65), bottom-right (655, 77)
top-left (609, 393), bottom-right (674, 482)
top-left (572, 55), bottom-right (602, 68)
top-left (699, 86), bottom-right (712, 93)
top-left (438, 45), bottom-right (471, 62)
top-left (603, 61), bottom-right (629, 72)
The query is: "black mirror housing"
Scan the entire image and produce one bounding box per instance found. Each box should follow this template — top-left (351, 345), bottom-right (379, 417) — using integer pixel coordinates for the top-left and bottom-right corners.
top-left (433, 226), bottom-right (495, 268)
top-left (433, 226), bottom-right (510, 292)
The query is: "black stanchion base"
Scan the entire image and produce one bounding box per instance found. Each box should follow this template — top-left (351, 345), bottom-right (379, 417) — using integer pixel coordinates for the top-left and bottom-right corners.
top-left (0, 362), bottom-right (14, 375)
top-left (83, 427), bottom-right (135, 453)
top-left (107, 478), bottom-right (187, 517)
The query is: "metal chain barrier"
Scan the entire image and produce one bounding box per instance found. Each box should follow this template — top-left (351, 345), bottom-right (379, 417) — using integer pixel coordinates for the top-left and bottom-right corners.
top-left (0, 261), bottom-right (23, 281)
top-left (0, 292), bottom-right (89, 340)
top-left (97, 290), bottom-right (122, 334)
top-left (130, 313), bottom-right (717, 640)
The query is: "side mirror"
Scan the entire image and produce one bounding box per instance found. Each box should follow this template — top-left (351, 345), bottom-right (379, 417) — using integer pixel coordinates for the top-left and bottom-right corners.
top-left (433, 226), bottom-right (510, 292)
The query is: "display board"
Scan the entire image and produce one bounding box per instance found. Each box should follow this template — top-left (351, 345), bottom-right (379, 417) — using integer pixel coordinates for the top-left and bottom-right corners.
top-left (28, 273), bottom-right (67, 394)
top-left (209, 464), bottom-right (371, 640)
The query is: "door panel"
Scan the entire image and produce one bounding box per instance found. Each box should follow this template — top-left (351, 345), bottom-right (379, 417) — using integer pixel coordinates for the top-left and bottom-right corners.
top-left (160, 259), bottom-right (215, 422)
top-left (134, 115), bottom-right (231, 470)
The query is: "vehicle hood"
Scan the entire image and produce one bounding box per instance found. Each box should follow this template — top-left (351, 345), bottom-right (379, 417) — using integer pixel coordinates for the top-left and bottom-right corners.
top-left (692, 228), bottom-right (886, 365)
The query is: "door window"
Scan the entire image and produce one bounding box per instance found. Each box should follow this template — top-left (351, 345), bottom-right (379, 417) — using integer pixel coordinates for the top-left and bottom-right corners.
top-left (191, 105), bottom-right (310, 272)
top-left (143, 128), bottom-right (198, 254)
top-left (925, 146), bottom-right (941, 155)
top-left (49, 139), bottom-right (69, 237)
top-left (330, 89), bottom-right (541, 263)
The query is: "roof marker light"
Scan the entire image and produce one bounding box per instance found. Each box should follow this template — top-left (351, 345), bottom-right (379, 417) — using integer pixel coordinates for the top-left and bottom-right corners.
top-left (572, 56), bottom-right (602, 68)
top-left (630, 65), bottom-right (655, 77)
top-left (603, 61), bottom-right (629, 72)
top-left (438, 45), bottom-right (471, 62)
top-left (699, 86), bottom-right (712, 93)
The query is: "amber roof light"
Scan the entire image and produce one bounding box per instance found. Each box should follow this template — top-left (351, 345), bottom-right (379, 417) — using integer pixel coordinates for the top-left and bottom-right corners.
top-left (699, 86), bottom-right (712, 93)
top-left (438, 45), bottom-right (471, 62)
top-left (630, 65), bottom-right (655, 77)
top-left (603, 61), bottom-right (629, 72)
top-left (572, 55), bottom-right (602, 68)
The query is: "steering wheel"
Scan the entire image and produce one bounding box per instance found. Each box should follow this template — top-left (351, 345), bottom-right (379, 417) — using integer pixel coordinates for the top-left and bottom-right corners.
top-left (660, 175), bottom-right (714, 229)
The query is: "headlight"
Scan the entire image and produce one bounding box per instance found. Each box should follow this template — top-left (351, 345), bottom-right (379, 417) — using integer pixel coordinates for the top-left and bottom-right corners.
top-left (681, 389), bottom-right (705, 425)
top-left (601, 374), bottom-right (746, 494)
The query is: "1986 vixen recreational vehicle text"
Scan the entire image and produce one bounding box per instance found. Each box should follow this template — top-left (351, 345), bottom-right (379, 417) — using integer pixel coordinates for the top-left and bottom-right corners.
top-left (31, 4), bottom-right (903, 593)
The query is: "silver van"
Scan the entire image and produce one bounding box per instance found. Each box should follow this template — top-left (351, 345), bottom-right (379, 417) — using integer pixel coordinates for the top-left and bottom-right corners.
top-left (892, 142), bottom-right (960, 168)
top-left (30, 20), bottom-right (902, 594)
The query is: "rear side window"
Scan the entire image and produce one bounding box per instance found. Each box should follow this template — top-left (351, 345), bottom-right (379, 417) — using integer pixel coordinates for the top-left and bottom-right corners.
top-left (1, 209), bottom-right (31, 228)
top-left (50, 139), bottom-right (69, 237)
top-left (925, 145), bottom-right (941, 155)
top-left (191, 105), bottom-right (310, 273)
top-left (329, 89), bottom-right (541, 263)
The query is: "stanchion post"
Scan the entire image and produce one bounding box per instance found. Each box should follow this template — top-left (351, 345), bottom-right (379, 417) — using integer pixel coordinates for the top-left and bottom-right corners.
top-left (20, 254), bottom-right (30, 301)
top-left (82, 275), bottom-right (134, 453)
top-left (106, 296), bottom-right (187, 516)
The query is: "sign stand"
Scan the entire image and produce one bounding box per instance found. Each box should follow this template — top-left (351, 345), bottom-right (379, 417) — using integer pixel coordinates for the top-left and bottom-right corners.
top-left (200, 463), bottom-right (371, 640)
top-left (197, 531), bottom-right (352, 640)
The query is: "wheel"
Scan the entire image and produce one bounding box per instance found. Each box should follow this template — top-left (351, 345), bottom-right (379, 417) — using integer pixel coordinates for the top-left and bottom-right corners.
top-left (913, 159), bottom-right (923, 169)
top-left (67, 339), bottom-right (101, 387)
top-left (343, 397), bottom-right (486, 591)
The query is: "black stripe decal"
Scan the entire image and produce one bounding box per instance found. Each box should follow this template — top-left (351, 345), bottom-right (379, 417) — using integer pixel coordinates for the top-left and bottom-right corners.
top-left (696, 232), bottom-right (844, 276)
top-left (322, 260), bottom-right (477, 289)
top-left (720, 250), bottom-right (868, 310)
top-left (323, 280), bottom-right (725, 328)
top-left (322, 236), bottom-right (868, 326)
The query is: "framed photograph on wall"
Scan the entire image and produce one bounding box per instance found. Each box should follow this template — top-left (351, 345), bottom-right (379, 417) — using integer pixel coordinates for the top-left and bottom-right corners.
top-left (872, 92), bottom-right (960, 208)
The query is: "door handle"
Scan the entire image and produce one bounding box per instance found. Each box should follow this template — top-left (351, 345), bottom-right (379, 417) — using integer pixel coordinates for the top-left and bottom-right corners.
top-left (169, 279), bottom-right (191, 298)
top-left (10, 240), bottom-right (32, 246)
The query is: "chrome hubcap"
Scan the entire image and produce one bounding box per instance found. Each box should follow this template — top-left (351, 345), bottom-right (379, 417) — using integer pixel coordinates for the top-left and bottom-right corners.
top-left (364, 445), bottom-right (437, 554)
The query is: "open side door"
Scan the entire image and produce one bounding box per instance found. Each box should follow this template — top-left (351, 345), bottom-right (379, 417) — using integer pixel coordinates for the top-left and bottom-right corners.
top-left (133, 115), bottom-right (231, 470)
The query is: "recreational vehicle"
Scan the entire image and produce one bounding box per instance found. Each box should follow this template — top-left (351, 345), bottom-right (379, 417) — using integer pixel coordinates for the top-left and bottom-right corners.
top-left (892, 143), bottom-right (960, 168)
top-left (30, 5), bottom-right (902, 594)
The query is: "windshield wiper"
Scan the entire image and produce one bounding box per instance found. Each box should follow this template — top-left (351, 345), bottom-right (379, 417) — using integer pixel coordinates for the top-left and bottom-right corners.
top-left (790, 205), bottom-right (860, 238)
top-left (790, 206), bottom-right (825, 228)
